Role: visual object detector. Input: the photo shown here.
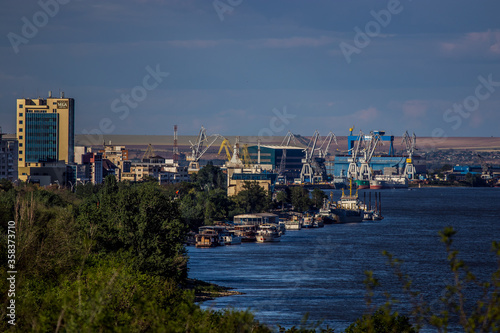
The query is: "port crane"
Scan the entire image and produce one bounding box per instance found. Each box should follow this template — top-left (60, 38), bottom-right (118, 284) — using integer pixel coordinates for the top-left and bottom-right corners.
top-left (187, 126), bottom-right (221, 171)
top-left (277, 131), bottom-right (299, 182)
top-left (218, 137), bottom-right (233, 161)
top-left (476, 154), bottom-right (492, 180)
top-left (300, 130), bottom-right (319, 183)
top-left (316, 131), bottom-right (338, 158)
top-left (347, 131), bottom-right (363, 179)
top-left (402, 131), bottom-right (416, 179)
top-left (300, 130), bottom-right (329, 183)
top-left (358, 131), bottom-right (381, 181)
top-left (142, 143), bottom-right (155, 160)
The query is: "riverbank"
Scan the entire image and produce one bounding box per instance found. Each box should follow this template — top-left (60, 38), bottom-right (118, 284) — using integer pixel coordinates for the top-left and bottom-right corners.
top-left (185, 278), bottom-right (244, 302)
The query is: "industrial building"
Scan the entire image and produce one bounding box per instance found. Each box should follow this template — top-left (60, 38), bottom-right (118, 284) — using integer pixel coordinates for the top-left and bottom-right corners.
top-left (16, 92), bottom-right (75, 185)
top-left (330, 130), bottom-right (426, 180)
top-left (329, 155), bottom-right (426, 178)
top-left (246, 145), bottom-right (305, 181)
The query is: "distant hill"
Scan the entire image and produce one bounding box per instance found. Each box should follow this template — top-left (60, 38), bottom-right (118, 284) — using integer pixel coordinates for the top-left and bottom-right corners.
top-left (75, 134), bottom-right (500, 152)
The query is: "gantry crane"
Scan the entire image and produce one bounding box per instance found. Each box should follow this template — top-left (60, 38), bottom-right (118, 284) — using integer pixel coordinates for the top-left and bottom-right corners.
top-left (218, 137), bottom-right (233, 161)
top-left (299, 130), bottom-right (330, 183)
top-left (358, 131), bottom-right (381, 181)
top-left (187, 126), bottom-right (222, 171)
top-left (241, 144), bottom-right (253, 167)
top-left (402, 131), bottom-right (416, 179)
top-left (347, 131), bottom-right (363, 179)
top-left (277, 131), bottom-right (299, 182)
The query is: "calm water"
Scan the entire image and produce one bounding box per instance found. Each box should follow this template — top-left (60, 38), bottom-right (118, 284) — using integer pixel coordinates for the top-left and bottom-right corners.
top-left (187, 187), bottom-right (500, 331)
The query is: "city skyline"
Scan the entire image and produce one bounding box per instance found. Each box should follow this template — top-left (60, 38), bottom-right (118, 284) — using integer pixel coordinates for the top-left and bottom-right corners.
top-left (1, 0), bottom-right (500, 139)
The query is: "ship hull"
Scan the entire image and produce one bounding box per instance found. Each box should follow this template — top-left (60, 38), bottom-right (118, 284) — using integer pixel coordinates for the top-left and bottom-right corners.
top-left (355, 180), bottom-right (370, 189)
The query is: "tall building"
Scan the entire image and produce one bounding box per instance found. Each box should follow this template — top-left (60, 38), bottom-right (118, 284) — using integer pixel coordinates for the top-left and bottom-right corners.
top-left (0, 130), bottom-right (18, 181)
top-left (16, 92), bottom-right (75, 184)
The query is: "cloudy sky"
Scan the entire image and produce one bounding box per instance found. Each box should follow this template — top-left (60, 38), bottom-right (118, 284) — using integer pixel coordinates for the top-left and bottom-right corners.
top-left (1, 0), bottom-right (499, 140)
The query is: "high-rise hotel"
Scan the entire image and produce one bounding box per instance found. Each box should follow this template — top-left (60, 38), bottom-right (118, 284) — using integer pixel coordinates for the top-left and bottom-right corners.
top-left (17, 92), bottom-right (74, 184)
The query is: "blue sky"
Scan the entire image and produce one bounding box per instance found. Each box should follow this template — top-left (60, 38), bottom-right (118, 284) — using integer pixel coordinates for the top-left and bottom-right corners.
top-left (1, 0), bottom-right (499, 139)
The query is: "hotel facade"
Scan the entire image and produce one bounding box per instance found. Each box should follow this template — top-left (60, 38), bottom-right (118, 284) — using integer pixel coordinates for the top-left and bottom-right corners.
top-left (16, 92), bottom-right (75, 184)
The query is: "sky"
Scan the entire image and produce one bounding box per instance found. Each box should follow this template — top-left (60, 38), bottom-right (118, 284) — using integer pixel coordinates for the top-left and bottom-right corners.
top-left (1, 0), bottom-right (500, 141)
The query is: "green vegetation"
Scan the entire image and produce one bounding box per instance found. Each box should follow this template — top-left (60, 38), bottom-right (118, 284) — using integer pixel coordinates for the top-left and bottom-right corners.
top-left (0, 175), bottom-right (273, 332)
top-left (291, 186), bottom-right (312, 212)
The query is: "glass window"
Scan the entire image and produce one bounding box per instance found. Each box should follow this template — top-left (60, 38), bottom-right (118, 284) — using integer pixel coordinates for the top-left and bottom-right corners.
top-left (19, 105), bottom-right (23, 108)
top-left (19, 128), bottom-right (23, 132)
top-left (19, 136), bottom-right (23, 139)
top-left (19, 120), bottom-right (23, 124)
top-left (19, 113), bottom-right (23, 116)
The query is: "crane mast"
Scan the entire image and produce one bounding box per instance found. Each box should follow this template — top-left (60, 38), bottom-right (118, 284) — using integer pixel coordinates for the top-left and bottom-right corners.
top-left (278, 131), bottom-right (298, 183)
top-left (402, 131), bottom-right (416, 179)
top-left (347, 131), bottom-right (363, 179)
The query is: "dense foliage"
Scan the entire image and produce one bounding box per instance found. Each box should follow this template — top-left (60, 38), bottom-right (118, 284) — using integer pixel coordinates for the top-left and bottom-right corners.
top-left (0, 176), bottom-right (273, 332)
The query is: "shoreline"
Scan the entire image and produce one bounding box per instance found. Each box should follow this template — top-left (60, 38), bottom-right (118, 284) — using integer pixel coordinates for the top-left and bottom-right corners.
top-left (185, 278), bottom-right (243, 302)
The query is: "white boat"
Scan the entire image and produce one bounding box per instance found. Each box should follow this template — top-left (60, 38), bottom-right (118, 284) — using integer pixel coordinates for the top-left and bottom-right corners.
top-left (284, 219), bottom-right (301, 230)
top-left (223, 231), bottom-right (242, 245)
top-left (302, 216), bottom-right (314, 228)
top-left (256, 224), bottom-right (281, 243)
top-left (370, 175), bottom-right (408, 189)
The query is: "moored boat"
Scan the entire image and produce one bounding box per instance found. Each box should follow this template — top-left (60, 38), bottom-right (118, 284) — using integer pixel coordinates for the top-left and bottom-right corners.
top-left (331, 179), bottom-right (366, 223)
top-left (233, 224), bottom-right (257, 242)
top-left (195, 230), bottom-right (220, 248)
top-left (223, 231), bottom-right (242, 245)
top-left (354, 179), bottom-right (370, 189)
top-left (256, 224), bottom-right (281, 243)
top-left (283, 216), bottom-right (302, 230)
top-left (370, 175), bottom-right (408, 189)
top-left (302, 216), bottom-right (314, 228)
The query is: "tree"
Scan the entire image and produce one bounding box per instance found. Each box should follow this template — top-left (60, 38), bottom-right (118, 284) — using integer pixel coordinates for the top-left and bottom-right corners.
top-left (234, 181), bottom-right (270, 213)
top-left (291, 186), bottom-right (311, 212)
top-left (276, 189), bottom-right (290, 211)
top-left (311, 188), bottom-right (327, 209)
top-left (191, 163), bottom-right (226, 190)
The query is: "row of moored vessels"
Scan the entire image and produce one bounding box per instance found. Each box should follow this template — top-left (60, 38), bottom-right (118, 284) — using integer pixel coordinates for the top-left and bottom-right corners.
top-left (193, 180), bottom-right (383, 247)
top-left (194, 223), bottom-right (285, 247)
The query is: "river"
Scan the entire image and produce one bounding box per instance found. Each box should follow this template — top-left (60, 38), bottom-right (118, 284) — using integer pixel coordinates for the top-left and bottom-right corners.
top-left (187, 187), bottom-right (500, 331)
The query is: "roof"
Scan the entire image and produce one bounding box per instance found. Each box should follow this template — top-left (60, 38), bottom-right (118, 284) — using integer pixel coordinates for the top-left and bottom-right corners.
top-left (102, 159), bottom-right (118, 170)
top-left (234, 213), bottom-right (278, 218)
top-left (250, 145), bottom-right (305, 150)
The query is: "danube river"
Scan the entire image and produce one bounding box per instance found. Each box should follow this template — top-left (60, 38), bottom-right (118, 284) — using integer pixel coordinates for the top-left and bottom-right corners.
top-left (188, 187), bottom-right (500, 331)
